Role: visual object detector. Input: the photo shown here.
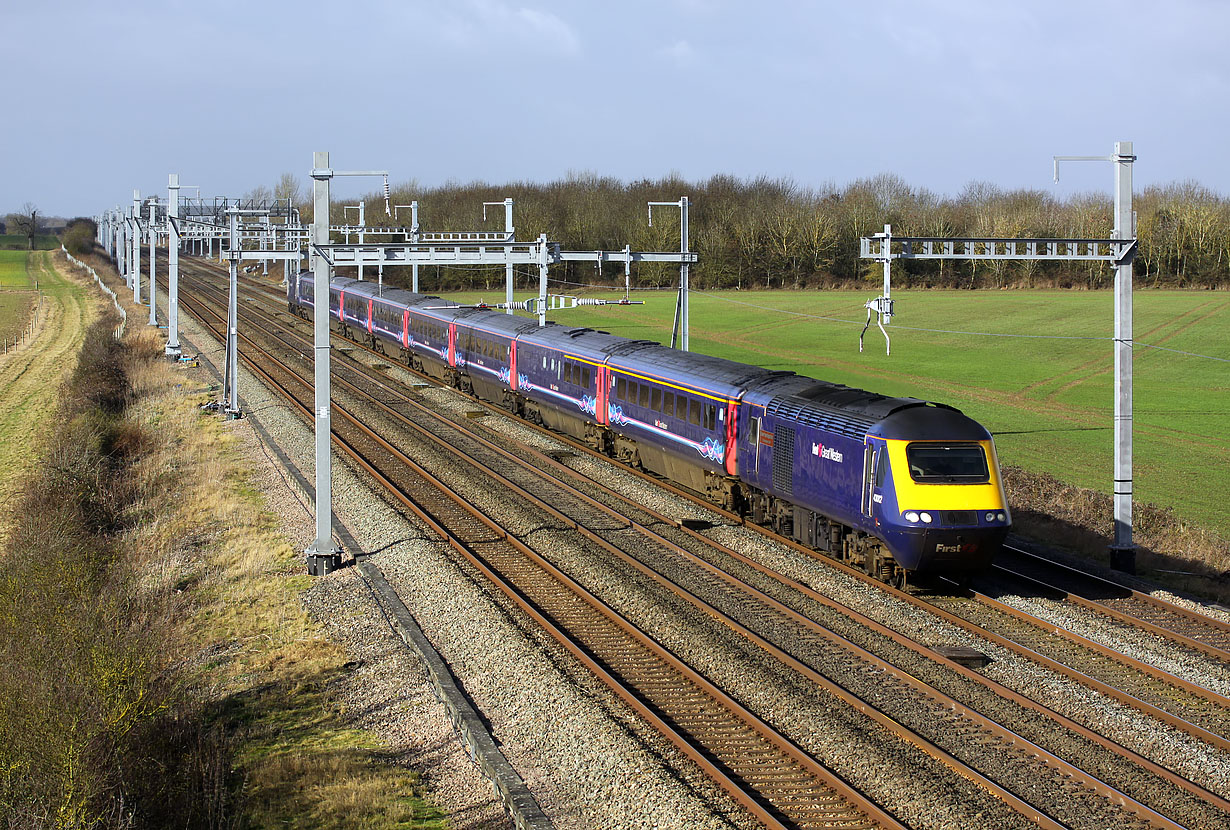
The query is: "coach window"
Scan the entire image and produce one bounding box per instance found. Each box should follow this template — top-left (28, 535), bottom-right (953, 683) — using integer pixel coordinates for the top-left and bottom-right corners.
top-left (639, 383), bottom-right (650, 408)
top-left (689, 399), bottom-right (701, 426)
top-left (616, 377), bottom-right (626, 399)
top-left (582, 366), bottom-right (590, 387)
top-left (627, 382), bottom-right (638, 405)
top-left (651, 388), bottom-right (662, 412)
top-left (663, 392), bottom-right (674, 418)
top-left (705, 405), bottom-right (716, 431)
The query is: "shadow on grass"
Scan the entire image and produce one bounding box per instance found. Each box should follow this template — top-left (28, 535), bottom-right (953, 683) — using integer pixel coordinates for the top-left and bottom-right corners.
top-left (1003, 465), bottom-right (1230, 605)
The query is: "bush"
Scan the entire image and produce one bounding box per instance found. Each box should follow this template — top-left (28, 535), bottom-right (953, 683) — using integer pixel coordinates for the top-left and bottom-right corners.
top-left (0, 318), bottom-right (230, 829)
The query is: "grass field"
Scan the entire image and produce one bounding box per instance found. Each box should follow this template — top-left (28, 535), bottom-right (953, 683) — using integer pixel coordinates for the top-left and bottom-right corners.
top-left (0, 251), bottom-right (91, 540)
top-left (438, 287), bottom-right (1230, 540)
top-left (0, 250), bottom-right (29, 287)
top-left (0, 234), bottom-right (59, 251)
top-left (0, 251), bottom-right (35, 349)
top-left (0, 294), bottom-right (35, 343)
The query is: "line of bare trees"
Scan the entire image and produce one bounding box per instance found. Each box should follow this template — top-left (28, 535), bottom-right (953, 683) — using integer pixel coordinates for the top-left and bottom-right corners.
top-left (253, 172), bottom-right (1230, 291)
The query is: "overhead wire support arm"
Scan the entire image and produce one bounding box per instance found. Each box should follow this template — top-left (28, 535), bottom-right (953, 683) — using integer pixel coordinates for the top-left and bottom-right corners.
top-left (860, 224), bottom-right (896, 356)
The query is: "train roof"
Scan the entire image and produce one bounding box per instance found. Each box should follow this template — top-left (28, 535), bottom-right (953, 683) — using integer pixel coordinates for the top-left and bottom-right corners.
top-left (607, 341), bottom-right (787, 400)
top-left (453, 306), bottom-right (541, 338)
top-left (873, 404), bottom-right (990, 442)
top-left (516, 324), bottom-right (654, 362)
top-left (749, 374), bottom-right (985, 441)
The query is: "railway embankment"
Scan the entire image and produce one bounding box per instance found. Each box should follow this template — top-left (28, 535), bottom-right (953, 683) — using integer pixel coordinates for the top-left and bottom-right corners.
top-left (1002, 465), bottom-right (1230, 603)
top-left (0, 252), bottom-right (446, 829)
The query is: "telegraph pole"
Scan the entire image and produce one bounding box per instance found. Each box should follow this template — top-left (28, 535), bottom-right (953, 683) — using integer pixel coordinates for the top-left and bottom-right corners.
top-left (148, 199), bottom-right (158, 327)
top-left (650, 198), bottom-right (691, 351)
top-left (223, 208), bottom-right (242, 418)
top-left (132, 190), bottom-right (142, 304)
top-left (166, 174), bottom-right (182, 357)
top-left (306, 151), bottom-right (343, 575)
top-left (484, 198), bottom-right (515, 312)
top-left (1111, 141), bottom-right (1136, 570)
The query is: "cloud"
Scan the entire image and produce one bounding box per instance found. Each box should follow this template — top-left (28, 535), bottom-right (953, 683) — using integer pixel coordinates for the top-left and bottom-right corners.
top-left (515, 7), bottom-right (581, 53)
top-left (660, 39), bottom-right (698, 67)
top-left (443, 0), bottom-right (581, 56)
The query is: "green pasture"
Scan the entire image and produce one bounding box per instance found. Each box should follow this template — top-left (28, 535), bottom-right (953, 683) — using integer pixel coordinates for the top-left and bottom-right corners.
top-left (0, 293), bottom-right (34, 340)
top-left (0, 234), bottom-right (58, 251)
top-left (438, 287), bottom-right (1230, 538)
top-left (0, 250), bottom-right (29, 287)
top-left (0, 252), bottom-right (34, 341)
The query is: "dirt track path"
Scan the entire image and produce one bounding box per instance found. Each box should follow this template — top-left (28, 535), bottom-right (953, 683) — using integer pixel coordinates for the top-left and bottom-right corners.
top-left (0, 250), bottom-right (96, 540)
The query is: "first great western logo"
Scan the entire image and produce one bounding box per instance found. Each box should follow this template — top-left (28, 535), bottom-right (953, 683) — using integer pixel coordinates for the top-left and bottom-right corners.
top-left (811, 443), bottom-right (844, 463)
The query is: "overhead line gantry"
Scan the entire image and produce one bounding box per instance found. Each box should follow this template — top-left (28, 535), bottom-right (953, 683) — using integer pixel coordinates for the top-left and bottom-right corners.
top-left (859, 141), bottom-right (1139, 572)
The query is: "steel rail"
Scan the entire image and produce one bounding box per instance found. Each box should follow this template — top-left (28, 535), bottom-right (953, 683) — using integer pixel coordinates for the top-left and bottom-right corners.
top-left (176, 265), bottom-right (1230, 824)
top-left (186, 263), bottom-right (1230, 713)
top-left (178, 266), bottom-right (1214, 828)
top-left (172, 269), bottom-right (902, 830)
top-left (996, 544), bottom-right (1230, 663)
top-left (233, 275), bottom-right (1225, 821)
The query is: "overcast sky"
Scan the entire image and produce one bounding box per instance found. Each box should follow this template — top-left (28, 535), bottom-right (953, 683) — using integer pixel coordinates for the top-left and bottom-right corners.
top-left (3, 0), bottom-right (1227, 217)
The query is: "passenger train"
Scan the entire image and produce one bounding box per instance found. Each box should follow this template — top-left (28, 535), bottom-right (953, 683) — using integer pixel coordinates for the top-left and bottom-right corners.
top-left (288, 272), bottom-right (1011, 586)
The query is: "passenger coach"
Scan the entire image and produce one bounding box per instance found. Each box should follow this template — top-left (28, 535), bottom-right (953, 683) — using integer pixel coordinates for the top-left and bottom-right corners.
top-left (289, 272), bottom-right (1011, 585)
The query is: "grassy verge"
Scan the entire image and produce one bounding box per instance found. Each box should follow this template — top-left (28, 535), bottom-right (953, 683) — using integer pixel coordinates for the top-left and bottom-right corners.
top-left (0, 262), bottom-right (446, 827)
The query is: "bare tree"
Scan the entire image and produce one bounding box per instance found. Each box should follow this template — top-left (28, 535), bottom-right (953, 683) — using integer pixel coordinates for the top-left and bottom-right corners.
top-left (273, 172), bottom-right (306, 210)
top-left (5, 203), bottom-right (38, 250)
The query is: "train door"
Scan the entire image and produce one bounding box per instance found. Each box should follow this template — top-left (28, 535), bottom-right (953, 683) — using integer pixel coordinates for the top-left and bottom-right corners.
top-left (861, 438), bottom-right (888, 521)
top-left (724, 400), bottom-right (739, 475)
top-left (861, 440), bottom-right (877, 519)
top-left (744, 413), bottom-right (766, 480)
top-left (509, 340), bottom-right (519, 390)
top-left (447, 324), bottom-right (457, 367)
top-left (596, 365), bottom-right (609, 425)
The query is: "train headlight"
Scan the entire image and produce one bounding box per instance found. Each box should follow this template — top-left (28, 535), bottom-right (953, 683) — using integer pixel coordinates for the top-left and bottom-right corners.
top-left (919, 512), bottom-right (933, 524)
top-left (904, 511), bottom-right (920, 523)
top-left (997, 512), bottom-right (1007, 522)
top-left (985, 512), bottom-right (996, 522)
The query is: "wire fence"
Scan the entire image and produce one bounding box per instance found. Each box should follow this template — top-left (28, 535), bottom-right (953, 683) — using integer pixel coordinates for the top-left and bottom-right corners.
top-left (2, 308), bottom-right (38, 355)
top-left (63, 246), bottom-right (126, 339)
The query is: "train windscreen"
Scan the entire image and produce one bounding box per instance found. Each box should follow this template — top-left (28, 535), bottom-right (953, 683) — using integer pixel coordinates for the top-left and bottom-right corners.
top-left (904, 443), bottom-right (989, 483)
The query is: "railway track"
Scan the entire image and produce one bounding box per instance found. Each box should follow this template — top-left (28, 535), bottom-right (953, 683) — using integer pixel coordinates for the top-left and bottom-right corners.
top-left (993, 544), bottom-right (1230, 662)
top-left (169, 264), bottom-right (903, 828)
top-left (165, 259), bottom-right (1230, 828)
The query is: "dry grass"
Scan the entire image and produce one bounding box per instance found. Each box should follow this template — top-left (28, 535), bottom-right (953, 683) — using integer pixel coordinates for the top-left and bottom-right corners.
top-left (115, 326), bottom-right (446, 828)
top-left (1003, 465), bottom-right (1230, 602)
top-left (1, 261), bottom-right (445, 828)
